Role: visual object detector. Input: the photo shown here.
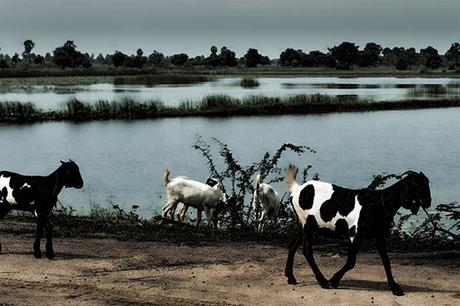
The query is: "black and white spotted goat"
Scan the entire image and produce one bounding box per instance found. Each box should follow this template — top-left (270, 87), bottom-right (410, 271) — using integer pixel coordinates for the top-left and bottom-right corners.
top-left (285, 164), bottom-right (431, 296)
top-left (0, 160), bottom-right (84, 258)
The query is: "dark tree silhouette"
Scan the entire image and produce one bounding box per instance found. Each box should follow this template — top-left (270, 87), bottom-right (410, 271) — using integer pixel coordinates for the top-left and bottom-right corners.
top-left (170, 53), bottom-right (189, 66)
top-left (148, 50), bottom-right (165, 66)
top-left (111, 51), bottom-right (128, 68)
top-left (52, 41), bottom-right (91, 68)
top-left (329, 42), bottom-right (360, 69)
top-left (34, 54), bottom-right (45, 65)
top-left (219, 47), bottom-right (238, 67)
top-left (23, 40), bottom-right (35, 62)
top-left (280, 48), bottom-right (302, 67)
top-left (129, 48), bottom-right (147, 68)
top-left (357, 42), bottom-right (382, 67)
top-left (421, 46), bottom-right (441, 69)
top-left (445, 42), bottom-right (460, 69)
top-left (205, 46), bottom-right (220, 67)
top-left (244, 48), bottom-right (269, 67)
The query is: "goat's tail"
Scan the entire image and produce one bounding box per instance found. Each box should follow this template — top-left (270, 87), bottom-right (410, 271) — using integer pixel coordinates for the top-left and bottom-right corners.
top-left (163, 168), bottom-right (171, 186)
top-left (254, 174), bottom-right (261, 192)
top-left (286, 164), bottom-right (299, 194)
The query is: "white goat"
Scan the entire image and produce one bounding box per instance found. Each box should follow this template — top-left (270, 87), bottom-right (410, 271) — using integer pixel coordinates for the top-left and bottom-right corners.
top-left (162, 169), bottom-right (226, 227)
top-left (252, 174), bottom-right (281, 233)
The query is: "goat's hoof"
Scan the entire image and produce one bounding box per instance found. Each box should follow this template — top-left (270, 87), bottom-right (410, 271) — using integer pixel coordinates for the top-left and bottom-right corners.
top-left (390, 284), bottom-right (404, 296)
top-left (287, 277), bottom-right (297, 285)
top-left (319, 281), bottom-right (331, 289)
top-left (46, 250), bottom-right (55, 259)
top-left (33, 250), bottom-right (42, 258)
top-left (329, 278), bottom-right (340, 288)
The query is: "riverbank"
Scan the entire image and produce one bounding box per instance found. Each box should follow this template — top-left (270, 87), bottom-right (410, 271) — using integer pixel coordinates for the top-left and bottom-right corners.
top-left (0, 224), bottom-right (458, 305)
top-left (1, 66), bottom-right (460, 80)
top-left (2, 95), bottom-right (460, 123)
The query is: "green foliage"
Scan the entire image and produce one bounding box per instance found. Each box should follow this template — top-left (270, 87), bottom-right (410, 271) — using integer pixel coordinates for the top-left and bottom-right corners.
top-left (193, 137), bottom-right (316, 229)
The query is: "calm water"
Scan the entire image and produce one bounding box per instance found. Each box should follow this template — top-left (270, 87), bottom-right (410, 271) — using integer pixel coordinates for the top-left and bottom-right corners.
top-left (1, 77), bottom-right (460, 109)
top-left (0, 107), bottom-right (458, 218)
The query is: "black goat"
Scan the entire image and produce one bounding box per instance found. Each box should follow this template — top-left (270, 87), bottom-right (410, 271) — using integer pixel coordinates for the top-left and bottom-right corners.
top-left (0, 160), bottom-right (84, 258)
top-left (285, 165), bottom-right (431, 296)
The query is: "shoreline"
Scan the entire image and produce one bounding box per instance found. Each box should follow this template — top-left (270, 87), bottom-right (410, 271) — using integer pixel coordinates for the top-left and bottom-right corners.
top-left (1, 95), bottom-right (460, 124)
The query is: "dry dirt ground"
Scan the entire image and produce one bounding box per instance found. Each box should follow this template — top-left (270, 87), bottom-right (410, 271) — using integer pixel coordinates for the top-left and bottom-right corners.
top-left (0, 233), bottom-right (459, 306)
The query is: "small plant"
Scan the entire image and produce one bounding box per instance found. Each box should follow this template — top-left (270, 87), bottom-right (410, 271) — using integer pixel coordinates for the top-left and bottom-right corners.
top-left (240, 78), bottom-right (260, 88)
top-left (192, 136), bottom-right (316, 230)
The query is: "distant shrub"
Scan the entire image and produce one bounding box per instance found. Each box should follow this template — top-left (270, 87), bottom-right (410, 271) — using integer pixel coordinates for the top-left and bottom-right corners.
top-left (240, 78), bottom-right (260, 88)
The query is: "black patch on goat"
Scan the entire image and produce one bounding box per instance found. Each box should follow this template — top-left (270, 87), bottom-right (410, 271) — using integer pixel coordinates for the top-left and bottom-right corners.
top-left (299, 185), bottom-right (315, 210)
top-left (349, 225), bottom-right (356, 237)
top-left (205, 178), bottom-right (219, 187)
top-left (319, 185), bottom-right (356, 222)
top-left (1, 187), bottom-right (7, 201)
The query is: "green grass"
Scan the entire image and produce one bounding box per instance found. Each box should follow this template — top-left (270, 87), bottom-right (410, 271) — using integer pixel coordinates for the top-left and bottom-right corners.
top-left (1, 94), bottom-right (460, 123)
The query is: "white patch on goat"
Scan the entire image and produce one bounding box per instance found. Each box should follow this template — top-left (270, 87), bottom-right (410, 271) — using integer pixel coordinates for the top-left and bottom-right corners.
top-left (347, 196), bottom-right (362, 242)
top-left (21, 183), bottom-right (31, 189)
top-left (0, 175), bottom-right (18, 205)
top-left (292, 181), bottom-right (362, 239)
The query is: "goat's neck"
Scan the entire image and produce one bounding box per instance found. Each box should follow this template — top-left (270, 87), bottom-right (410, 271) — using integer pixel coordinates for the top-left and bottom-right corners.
top-left (47, 168), bottom-right (65, 198)
top-left (379, 178), bottom-right (408, 218)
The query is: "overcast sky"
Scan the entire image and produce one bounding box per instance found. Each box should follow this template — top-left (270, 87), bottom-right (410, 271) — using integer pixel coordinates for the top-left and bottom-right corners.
top-left (0, 0), bottom-right (459, 57)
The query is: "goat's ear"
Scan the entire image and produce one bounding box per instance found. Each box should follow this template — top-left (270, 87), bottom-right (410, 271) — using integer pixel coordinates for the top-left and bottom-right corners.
top-left (60, 160), bottom-right (65, 164)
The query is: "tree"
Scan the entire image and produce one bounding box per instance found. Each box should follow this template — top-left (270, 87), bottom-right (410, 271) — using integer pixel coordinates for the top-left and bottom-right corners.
top-left (24, 40), bottom-right (35, 54)
top-left (52, 41), bottom-right (90, 68)
top-left (0, 59), bottom-right (9, 68)
top-left (34, 54), bottom-right (45, 65)
top-left (23, 40), bottom-right (35, 62)
top-left (130, 48), bottom-right (147, 68)
top-left (148, 50), bottom-right (165, 66)
top-left (112, 51), bottom-right (128, 68)
top-left (205, 45), bottom-right (220, 67)
top-left (170, 53), bottom-right (189, 66)
top-left (279, 48), bottom-right (302, 67)
top-left (445, 42), bottom-right (460, 69)
top-left (357, 42), bottom-right (382, 67)
top-left (244, 48), bottom-right (269, 67)
top-left (219, 46), bottom-right (238, 67)
top-left (11, 53), bottom-right (21, 65)
top-left (421, 46), bottom-right (441, 69)
top-left (328, 42), bottom-right (360, 69)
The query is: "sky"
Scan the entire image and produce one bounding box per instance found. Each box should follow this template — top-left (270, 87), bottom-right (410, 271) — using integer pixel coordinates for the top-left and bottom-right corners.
top-left (0, 0), bottom-right (459, 57)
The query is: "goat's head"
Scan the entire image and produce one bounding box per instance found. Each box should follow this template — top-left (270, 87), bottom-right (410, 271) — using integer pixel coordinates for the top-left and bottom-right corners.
top-left (205, 178), bottom-right (220, 188)
top-left (401, 171), bottom-right (431, 214)
top-left (59, 160), bottom-right (84, 189)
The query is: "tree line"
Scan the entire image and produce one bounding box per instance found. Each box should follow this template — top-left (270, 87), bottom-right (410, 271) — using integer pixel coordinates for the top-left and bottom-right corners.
top-left (0, 40), bottom-right (459, 71)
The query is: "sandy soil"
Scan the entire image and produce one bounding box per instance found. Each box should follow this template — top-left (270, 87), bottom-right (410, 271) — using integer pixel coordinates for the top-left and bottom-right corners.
top-left (0, 233), bottom-right (459, 306)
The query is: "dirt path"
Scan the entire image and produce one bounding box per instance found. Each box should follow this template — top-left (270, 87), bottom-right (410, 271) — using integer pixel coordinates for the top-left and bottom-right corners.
top-left (0, 234), bottom-right (459, 305)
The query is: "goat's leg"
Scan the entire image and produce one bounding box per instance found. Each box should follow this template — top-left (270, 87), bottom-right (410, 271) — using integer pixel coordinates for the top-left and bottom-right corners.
top-left (329, 236), bottom-right (362, 288)
top-left (302, 228), bottom-right (330, 288)
top-left (209, 207), bottom-right (218, 228)
top-left (376, 236), bottom-right (404, 296)
top-left (177, 203), bottom-right (188, 222)
top-left (204, 208), bottom-right (213, 228)
top-left (44, 216), bottom-right (55, 259)
top-left (257, 211), bottom-right (266, 234)
top-left (162, 199), bottom-right (179, 219)
top-left (285, 227), bottom-right (303, 284)
top-left (33, 216), bottom-right (45, 258)
top-left (196, 209), bottom-right (202, 226)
